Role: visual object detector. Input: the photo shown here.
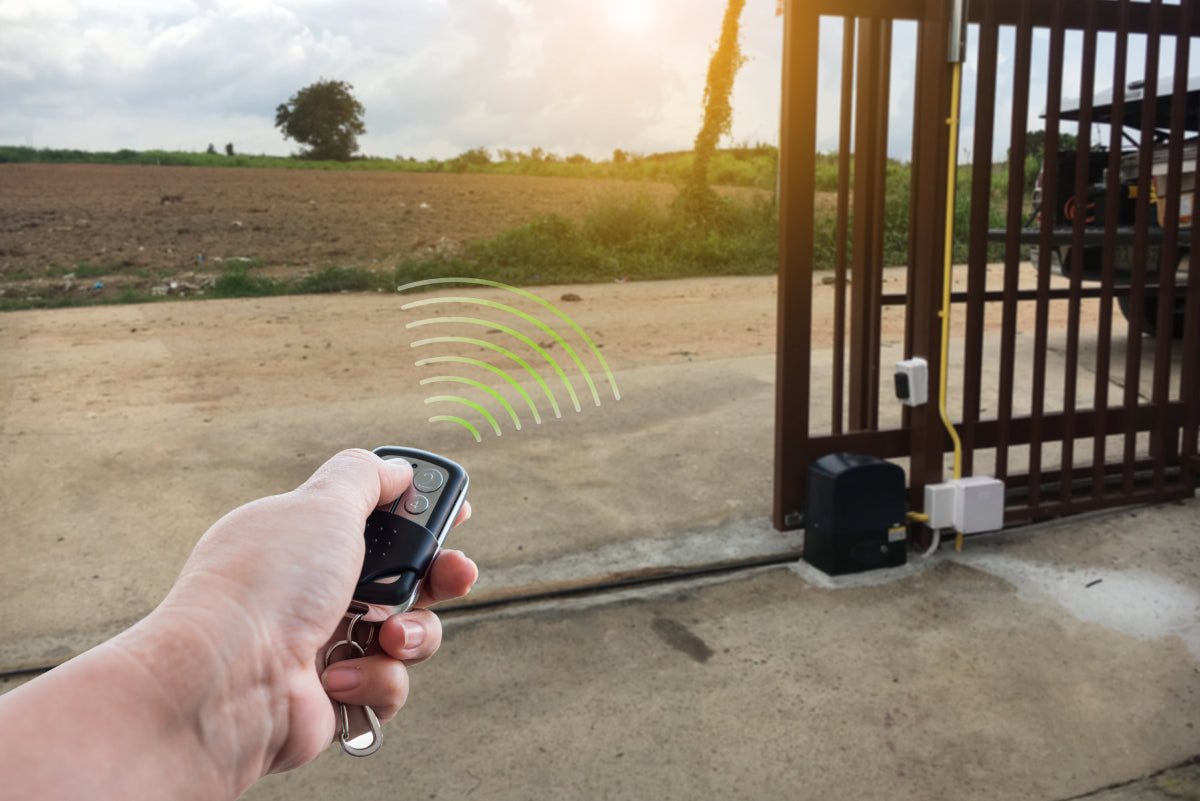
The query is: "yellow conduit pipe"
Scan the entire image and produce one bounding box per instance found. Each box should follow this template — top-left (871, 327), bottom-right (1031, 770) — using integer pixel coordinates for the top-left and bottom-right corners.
top-left (940, 61), bottom-right (966, 551)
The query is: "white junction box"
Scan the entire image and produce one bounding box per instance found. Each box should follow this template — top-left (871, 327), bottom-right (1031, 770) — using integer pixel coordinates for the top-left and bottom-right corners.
top-left (952, 476), bottom-right (1005, 534)
top-left (894, 358), bottom-right (929, 407)
top-left (922, 476), bottom-right (1005, 533)
top-left (923, 482), bottom-right (956, 529)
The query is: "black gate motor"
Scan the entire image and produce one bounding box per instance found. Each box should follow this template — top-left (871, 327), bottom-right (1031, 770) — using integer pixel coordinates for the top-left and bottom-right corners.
top-left (803, 452), bottom-right (907, 576)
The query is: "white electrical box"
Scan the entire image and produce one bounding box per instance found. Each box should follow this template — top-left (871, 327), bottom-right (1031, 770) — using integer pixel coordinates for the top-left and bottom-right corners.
top-left (894, 358), bottom-right (928, 406)
top-left (952, 476), bottom-right (1005, 534)
top-left (923, 482), bottom-right (956, 529)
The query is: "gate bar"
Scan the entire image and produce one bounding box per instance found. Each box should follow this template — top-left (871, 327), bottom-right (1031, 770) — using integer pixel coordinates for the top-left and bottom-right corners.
top-left (1061, 0), bottom-right (1099, 503)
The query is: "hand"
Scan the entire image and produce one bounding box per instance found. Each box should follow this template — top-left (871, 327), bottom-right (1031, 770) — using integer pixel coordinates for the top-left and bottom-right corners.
top-left (318, 549), bottom-right (477, 746)
top-left (156, 449), bottom-right (477, 778)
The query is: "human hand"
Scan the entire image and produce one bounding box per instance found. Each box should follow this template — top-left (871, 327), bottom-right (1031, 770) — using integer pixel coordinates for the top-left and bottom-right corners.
top-left (156, 448), bottom-right (477, 780)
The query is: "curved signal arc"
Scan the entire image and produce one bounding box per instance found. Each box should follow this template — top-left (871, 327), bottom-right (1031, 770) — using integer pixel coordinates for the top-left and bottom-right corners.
top-left (415, 354), bottom-right (553, 422)
top-left (397, 277), bottom-right (620, 401)
top-left (407, 315), bottom-right (581, 413)
top-left (410, 335), bottom-right (560, 419)
top-left (424, 395), bottom-right (502, 437)
top-left (428, 415), bottom-right (482, 442)
top-left (420, 375), bottom-right (522, 431)
top-left (403, 296), bottom-right (600, 408)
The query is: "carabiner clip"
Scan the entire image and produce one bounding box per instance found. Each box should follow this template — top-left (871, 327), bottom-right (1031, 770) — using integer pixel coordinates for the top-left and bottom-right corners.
top-left (339, 701), bottom-right (382, 757)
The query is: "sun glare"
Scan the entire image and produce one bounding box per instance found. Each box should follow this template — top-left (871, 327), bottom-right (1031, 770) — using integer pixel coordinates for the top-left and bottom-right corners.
top-left (608, 1), bottom-right (654, 34)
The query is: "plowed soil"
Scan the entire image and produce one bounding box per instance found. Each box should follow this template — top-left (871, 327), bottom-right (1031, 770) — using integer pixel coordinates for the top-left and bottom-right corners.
top-left (0, 163), bottom-right (743, 299)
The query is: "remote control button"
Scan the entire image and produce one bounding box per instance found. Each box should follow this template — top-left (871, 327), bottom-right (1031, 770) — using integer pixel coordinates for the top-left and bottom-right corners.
top-left (404, 494), bottom-right (430, 514)
top-left (413, 467), bottom-right (445, 493)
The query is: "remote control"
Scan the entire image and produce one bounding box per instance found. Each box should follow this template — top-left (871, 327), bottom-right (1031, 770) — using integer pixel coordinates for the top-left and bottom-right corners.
top-left (354, 446), bottom-right (469, 609)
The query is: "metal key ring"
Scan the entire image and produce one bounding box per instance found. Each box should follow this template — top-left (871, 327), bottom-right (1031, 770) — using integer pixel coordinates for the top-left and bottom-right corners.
top-left (325, 638), bottom-right (365, 667)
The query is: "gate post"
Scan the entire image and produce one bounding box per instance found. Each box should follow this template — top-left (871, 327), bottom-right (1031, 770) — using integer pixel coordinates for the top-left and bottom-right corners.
top-left (773, 0), bottom-right (820, 530)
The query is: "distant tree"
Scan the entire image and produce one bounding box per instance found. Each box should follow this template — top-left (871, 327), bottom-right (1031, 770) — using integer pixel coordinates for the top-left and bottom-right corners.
top-left (612, 149), bottom-right (628, 165)
top-left (274, 79), bottom-right (366, 161)
top-left (206, 143), bottom-right (217, 155)
top-left (225, 143), bottom-right (235, 157)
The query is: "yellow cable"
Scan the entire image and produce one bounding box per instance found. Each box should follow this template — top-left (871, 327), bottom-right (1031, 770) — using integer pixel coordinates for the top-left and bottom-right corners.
top-left (941, 62), bottom-right (965, 550)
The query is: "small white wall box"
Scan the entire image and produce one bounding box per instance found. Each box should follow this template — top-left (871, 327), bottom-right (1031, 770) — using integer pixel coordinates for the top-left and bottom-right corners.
top-left (894, 358), bottom-right (928, 406)
top-left (952, 476), bottom-right (1005, 534)
top-left (923, 482), bottom-right (956, 529)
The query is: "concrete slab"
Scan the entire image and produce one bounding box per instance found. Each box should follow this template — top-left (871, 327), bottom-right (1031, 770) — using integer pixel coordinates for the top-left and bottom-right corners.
top-left (240, 499), bottom-right (1200, 801)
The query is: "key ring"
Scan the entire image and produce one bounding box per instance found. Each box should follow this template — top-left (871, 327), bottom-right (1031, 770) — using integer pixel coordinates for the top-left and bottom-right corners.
top-left (326, 603), bottom-right (382, 757)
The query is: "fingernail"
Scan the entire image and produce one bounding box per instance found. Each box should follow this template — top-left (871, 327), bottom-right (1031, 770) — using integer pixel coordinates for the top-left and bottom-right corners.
top-left (323, 667), bottom-right (362, 692)
top-left (401, 620), bottom-right (426, 649)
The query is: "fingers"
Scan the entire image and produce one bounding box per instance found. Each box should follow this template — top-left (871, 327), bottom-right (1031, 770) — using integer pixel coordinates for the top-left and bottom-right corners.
top-left (297, 449), bottom-right (414, 520)
top-left (415, 549), bottom-right (479, 609)
top-left (321, 609), bottom-right (444, 721)
top-left (321, 654), bottom-right (410, 723)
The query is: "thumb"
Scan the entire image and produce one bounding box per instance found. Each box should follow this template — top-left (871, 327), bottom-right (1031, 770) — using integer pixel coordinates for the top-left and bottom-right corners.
top-left (295, 449), bottom-right (414, 519)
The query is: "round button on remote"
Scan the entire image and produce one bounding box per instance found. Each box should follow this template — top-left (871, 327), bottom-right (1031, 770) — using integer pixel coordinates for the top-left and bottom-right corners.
top-left (404, 494), bottom-right (430, 514)
top-left (413, 467), bottom-right (445, 493)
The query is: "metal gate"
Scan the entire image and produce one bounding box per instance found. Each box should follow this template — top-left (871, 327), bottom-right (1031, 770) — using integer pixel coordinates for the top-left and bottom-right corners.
top-left (774, 0), bottom-right (1200, 534)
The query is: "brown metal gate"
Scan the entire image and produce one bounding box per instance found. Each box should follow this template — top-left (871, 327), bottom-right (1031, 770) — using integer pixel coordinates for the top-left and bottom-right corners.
top-left (774, 0), bottom-right (1200, 533)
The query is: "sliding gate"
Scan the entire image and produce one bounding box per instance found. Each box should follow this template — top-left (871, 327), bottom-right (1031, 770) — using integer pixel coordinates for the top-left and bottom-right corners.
top-left (774, 0), bottom-right (1200, 533)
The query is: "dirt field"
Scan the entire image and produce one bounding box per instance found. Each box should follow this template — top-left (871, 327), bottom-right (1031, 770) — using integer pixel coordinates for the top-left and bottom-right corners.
top-left (0, 164), bottom-right (766, 301)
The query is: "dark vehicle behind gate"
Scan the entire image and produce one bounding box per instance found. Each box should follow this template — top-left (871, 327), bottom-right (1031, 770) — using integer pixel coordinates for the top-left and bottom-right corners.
top-left (1028, 75), bottom-right (1197, 337)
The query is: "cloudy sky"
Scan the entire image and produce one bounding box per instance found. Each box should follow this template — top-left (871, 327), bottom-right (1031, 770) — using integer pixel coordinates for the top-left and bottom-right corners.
top-left (0, 0), bottom-right (788, 160)
top-left (0, 0), bottom-right (1189, 163)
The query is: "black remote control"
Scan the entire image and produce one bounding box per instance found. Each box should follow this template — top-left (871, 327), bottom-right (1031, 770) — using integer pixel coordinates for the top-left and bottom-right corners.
top-left (354, 446), bottom-right (469, 609)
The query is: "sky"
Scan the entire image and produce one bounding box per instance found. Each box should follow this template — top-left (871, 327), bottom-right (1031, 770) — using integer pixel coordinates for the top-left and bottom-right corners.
top-left (0, 0), bottom-right (788, 160)
top-left (0, 0), bottom-right (1192, 163)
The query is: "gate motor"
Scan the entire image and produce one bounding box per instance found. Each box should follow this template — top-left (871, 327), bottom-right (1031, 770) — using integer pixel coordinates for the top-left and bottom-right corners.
top-left (804, 452), bottom-right (907, 576)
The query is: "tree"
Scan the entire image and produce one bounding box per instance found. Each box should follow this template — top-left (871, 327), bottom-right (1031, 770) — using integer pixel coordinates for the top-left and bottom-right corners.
top-left (678, 0), bottom-right (747, 216)
top-left (274, 79), bottom-right (366, 161)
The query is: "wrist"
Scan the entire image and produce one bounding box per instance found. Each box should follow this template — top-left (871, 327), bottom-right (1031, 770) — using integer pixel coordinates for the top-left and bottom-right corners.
top-left (111, 601), bottom-right (287, 797)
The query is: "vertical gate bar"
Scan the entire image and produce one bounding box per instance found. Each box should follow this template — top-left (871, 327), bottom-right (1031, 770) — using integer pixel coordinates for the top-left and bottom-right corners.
top-left (1122, 0), bottom-right (1162, 495)
top-left (1150, 4), bottom-right (1190, 493)
top-left (902, 12), bottom-right (926, 492)
top-left (1060, 0), bottom-right (1099, 504)
top-left (848, 19), bottom-right (885, 431)
top-left (773, 0), bottom-right (821, 530)
top-left (963, 2), bottom-right (1001, 479)
top-left (907, 0), bottom-right (956, 498)
top-left (1182, 20), bottom-right (1200, 491)
top-left (832, 18), bottom-right (856, 437)
top-left (996, 0), bottom-right (1034, 483)
top-left (1091, 0), bottom-right (1129, 499)
top-left (867, 20), bottom-right (894, 430)
top-left (1028, 1), bottom-right (1068, 512)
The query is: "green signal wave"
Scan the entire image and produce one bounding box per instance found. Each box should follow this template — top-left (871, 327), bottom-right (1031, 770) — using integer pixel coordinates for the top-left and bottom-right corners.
top-left (408, 293), bottom-right (600, 407)
top-left (408, 315), bottom-right (580, 413)
top-left (419, 375), bottom-right (523, 430)
top-left (414, 352), bottom-right (555, 422)
top-left (428, 415), bottom-right (482, 443)
top-left (398, 277), bottom-right (620, 401)
top-left (425, 395), bottom-right (502, 437)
